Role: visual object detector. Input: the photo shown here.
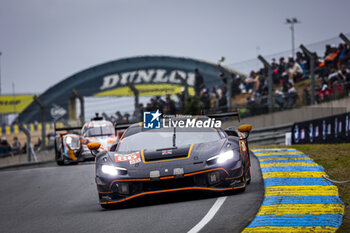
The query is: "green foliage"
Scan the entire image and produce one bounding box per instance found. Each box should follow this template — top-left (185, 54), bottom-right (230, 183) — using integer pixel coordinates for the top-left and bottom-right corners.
top-left (183, 95), bottom-right (204, 115)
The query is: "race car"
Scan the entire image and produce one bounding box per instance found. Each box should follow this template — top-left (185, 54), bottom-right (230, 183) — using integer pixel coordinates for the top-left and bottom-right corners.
top-left (88, 112), bottom-right (252, 208)
top-left (55, 115), bottom-right (120, 165)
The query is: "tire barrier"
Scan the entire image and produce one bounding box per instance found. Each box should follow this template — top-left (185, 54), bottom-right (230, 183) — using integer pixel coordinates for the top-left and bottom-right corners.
top-left (243, 148), bottom-right (344, 233)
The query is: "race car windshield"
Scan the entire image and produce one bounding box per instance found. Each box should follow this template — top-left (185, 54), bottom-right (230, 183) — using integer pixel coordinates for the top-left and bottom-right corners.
top-left (116, 127), bottom-right (221, 153)
top-left (85, 126), bottom-right (115, 137)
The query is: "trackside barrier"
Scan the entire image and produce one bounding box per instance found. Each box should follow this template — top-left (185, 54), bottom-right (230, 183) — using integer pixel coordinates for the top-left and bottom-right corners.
top-left (0, 122), bottom-right (64, 136)
top-left (248, 124), bottom-right (293, 145)
top-left (243, 148), bottom-right (344, 233)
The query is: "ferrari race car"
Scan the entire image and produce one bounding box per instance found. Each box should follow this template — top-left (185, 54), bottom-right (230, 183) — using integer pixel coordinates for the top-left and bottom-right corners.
top-left (88, 112), bottom-right (252, 208)
top-left (55, 116), bottom-right (120, 165)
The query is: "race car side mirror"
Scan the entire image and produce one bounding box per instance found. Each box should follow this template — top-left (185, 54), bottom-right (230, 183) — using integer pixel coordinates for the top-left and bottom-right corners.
top-left (238, 124), bottom-right (252, 132)
top-left (88, 142), bottom-right (101, 150)
top-left (88, 142), bottom-right (101, 157)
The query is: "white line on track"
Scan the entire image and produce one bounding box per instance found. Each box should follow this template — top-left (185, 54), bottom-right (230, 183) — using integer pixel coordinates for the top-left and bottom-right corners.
top-left (187, 196), bottom-right (227, 233)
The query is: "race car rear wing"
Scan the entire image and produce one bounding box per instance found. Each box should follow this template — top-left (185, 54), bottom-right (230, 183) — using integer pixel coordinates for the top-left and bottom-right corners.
top-left (206, 110), bottom-right (240, 122)
top-left (54, 126), bottom-right (82, 132)
top-left (115, 123), bottom-right (133, 131)
top-left (54, 123), bottom-right (133, 132)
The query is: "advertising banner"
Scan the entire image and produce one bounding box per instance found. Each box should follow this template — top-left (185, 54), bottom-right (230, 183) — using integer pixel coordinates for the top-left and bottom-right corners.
top-left (292, 112), bottom-right (350, 144)
top-left (0, 95), bottom-right (34, 114)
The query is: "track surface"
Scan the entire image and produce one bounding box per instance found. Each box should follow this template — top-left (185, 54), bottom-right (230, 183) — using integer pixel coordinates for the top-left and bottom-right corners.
top-left (0, 154), bottom-right (263, 233)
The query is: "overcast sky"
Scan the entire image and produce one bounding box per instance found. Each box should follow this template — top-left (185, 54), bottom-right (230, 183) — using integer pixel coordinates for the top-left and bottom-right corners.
top-left (1, 0), bottom-right (349, 94)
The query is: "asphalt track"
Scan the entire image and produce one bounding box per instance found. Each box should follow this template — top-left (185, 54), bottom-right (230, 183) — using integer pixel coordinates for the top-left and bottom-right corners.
top-left (0, 154), bottom-right (264, 233)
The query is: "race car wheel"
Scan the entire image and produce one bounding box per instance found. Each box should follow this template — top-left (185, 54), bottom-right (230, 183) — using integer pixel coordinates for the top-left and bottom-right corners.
top-left (237, 186), bottom-right (246, 193)
top-left (56, 157), bottom-right (64, 166)
top-left (55, 149), bottom-right (64, 166)
top-left (100, 204), bottom-right (114, 210)
top-left (246, 167), bottom-right (251, 185)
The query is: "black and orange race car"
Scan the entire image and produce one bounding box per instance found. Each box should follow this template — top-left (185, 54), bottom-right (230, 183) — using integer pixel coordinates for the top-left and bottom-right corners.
top-left (88, 113), bottom-right (252, 208)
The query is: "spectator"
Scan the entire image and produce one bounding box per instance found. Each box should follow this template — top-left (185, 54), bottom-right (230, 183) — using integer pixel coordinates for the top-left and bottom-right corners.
top-left (209, 87), bottom-right (218, 109)
top-left (316, 79), bottom-right (331, 102)
top-left (12, 136), bottom-right (22, 154)
top-left (194, 69), bottom-right (204, 95)
top-left (295, 51), bottom-right (305, 64)
top-left (216, 85), bottom-right (227, 112)
top-left (278, 57), bottom-right (287, 75)
top-left (327, 66), bottom-right (339, 85)
top-left (284, 82), bottom-right (298, 109)
top-left (164, 94), bottom-right (176, 115)
top-left (231, 74), bottom-right (242, 97)
top-left (245, 71), bottom-right (256, 93)
top-left (114, 111), bottom-right (123, 124)
top-left (219, 72), bottom-right (227, 85)
top-left (176, 88), bottom-right (186, 111)
top-left (287, 58), bottom-right (303, 83)
top-left (324, 44), bottom-right (332, 57)
top-left (271, 58), bottom-right (280, 84)
top-left (338, 65), bottom-right (350, 96)
top-left (0, 137), bottom-right (13, 157)
top-left (199, 88), bottom-right (211, 110)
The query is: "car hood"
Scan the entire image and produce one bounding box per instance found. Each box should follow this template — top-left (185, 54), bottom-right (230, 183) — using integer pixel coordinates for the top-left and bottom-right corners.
top-left (106, 138), bottom-right (238, 177)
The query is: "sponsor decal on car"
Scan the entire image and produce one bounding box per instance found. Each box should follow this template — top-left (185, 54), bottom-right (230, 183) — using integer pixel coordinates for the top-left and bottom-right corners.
top-left (161, 150), bottom-right (172, 155)
top-left (115, 152), bottom-right (141, 165)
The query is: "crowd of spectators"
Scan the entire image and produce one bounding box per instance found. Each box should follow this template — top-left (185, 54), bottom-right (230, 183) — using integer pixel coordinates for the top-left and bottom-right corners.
top-left (0, 136), bottom-right (22, 157)
top-left (237, 42), bottom-right (350, 115)
top-left (110, 42), bottom-right (350, 122)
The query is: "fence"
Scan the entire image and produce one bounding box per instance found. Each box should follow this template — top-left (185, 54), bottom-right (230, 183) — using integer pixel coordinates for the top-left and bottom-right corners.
top-left (228, 32), bottom-right (350, 75)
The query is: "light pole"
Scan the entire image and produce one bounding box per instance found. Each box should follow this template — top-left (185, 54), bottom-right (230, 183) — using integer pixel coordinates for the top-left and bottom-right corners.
top-left (286, 18), bottom-right (300, 58)
top-left (0, 52), bottom-right (2, 95)
top-left (218, 56), bottom-right (225, 66)
top-left (12, 82), bottom-right (16, 114)
top-left (0, 52), bottom-right (2, 125)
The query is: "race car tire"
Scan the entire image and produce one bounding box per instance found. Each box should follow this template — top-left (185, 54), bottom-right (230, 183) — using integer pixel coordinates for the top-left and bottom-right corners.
top-left (225, 186), bottom-right (246, 195)
top-left (246, 167), bottom-right (251, 185)
top-left (56, 158), bottom-right (64, 166)
top-left (55, 149), bottom-right (64, 166)
top-left (100, 204), bottom-right (114, 210)
top-left (237, 186), bottom-right (246, 193)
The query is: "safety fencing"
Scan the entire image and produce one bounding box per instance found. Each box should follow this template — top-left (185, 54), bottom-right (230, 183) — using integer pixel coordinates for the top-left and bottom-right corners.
top-left (228, 33), bottom-right (350, 75)
top-left (243, 148), bottom-right (344, 233)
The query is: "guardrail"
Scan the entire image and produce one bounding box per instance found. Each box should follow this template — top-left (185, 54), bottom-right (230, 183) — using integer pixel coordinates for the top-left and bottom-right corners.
top-left (248, 123), bottom-right (292, 145)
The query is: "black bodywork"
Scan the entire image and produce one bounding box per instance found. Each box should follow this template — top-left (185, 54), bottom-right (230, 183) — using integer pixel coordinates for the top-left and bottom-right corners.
top-left (94, 115), bottom-right (251, 207)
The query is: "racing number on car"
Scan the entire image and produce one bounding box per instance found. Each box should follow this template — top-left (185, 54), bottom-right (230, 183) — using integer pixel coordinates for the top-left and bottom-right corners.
top-left (115, 152), bottom-right (141, 165)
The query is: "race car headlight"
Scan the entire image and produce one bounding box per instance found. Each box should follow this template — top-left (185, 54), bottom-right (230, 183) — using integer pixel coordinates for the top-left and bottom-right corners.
top-left (207, 151), bottom-right (234, 164)
top-left (65, 136), bottom-right (80, 150)
top-left (101, 165), bottom-right (127, 176)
